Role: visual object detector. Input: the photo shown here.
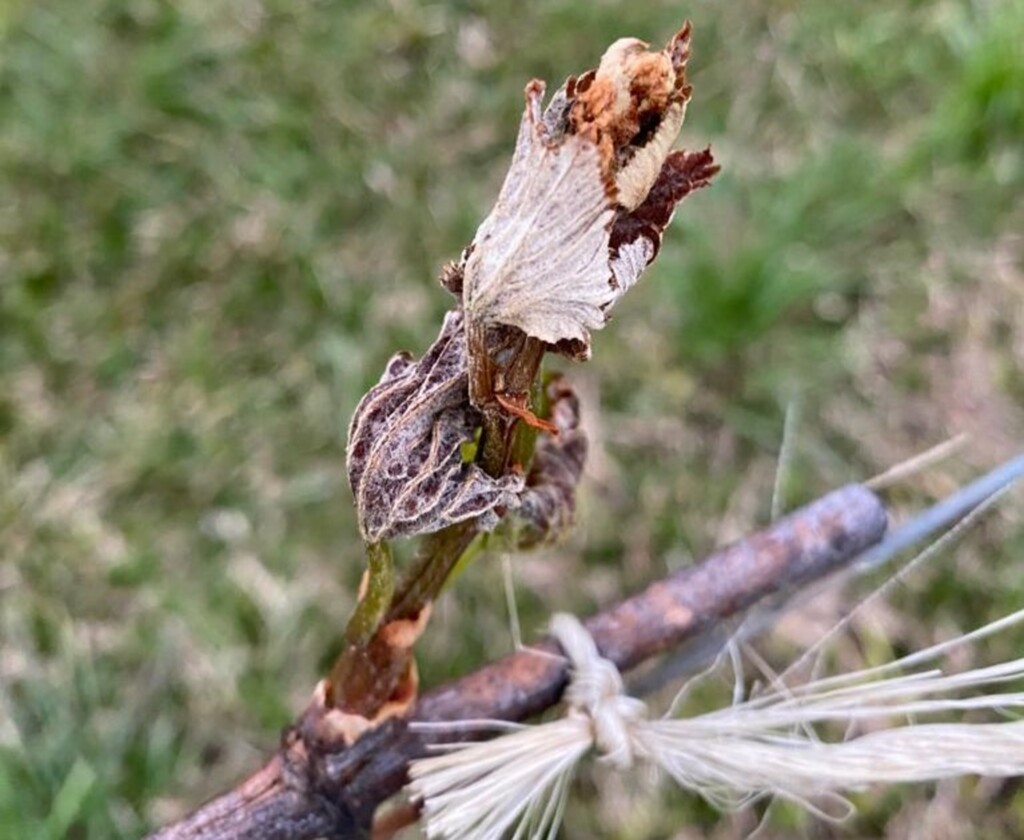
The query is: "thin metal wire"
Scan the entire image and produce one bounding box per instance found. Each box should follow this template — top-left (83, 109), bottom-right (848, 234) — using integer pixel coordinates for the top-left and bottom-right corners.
top-left (855, 452), bottom-right (1024, 575)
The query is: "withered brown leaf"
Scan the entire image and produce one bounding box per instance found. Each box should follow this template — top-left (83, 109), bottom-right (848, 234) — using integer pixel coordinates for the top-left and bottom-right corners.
top-left (346, 311), bottom-right (523, 542)
top-left (461, 24), bottom-right (706, 363)
top-left (461, 80), bottom-right (618, 349)
top-left (608, 147), bottom-right (720, 297)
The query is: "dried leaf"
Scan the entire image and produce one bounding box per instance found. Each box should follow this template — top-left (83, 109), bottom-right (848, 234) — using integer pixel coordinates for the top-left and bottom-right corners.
top-left (551, 147), bottom-right (719, 361)
top-left (462, 80), bottom-right (617, 348)
top-left (346, 311), bottom-right (523, 542)
top-left (570, 25), bottom-right (693, 210)
top-left (608, 147), bottom-right (720, 296)
top-left (461, 23), bottom-right (705, 360)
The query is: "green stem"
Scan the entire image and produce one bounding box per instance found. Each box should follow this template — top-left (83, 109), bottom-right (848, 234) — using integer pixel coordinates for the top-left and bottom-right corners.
top-left (326, 541), bottom-right (395, 709)
top-left (388, 523), bottom-right (481, 620)
top-left (342, 541), bottom-right (394, 647)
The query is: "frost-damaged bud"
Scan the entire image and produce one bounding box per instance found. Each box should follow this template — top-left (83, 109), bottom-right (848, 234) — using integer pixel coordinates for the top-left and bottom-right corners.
top-left (516, 377), bottom-right (588, 547)
top-left (460, 22), bottom-right (717, 373)
top-left (346, 311), bottom-right (523, 542)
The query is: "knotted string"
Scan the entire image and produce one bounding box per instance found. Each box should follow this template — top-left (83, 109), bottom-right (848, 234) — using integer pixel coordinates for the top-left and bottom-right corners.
top-left (549, 613), bottom-right (647, 771)
top-left (408, 607), bottom-right (1024, 840)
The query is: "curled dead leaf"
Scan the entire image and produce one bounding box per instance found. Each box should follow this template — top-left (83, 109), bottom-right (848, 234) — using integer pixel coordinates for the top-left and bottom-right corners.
top-left (460, 22), bottom-right (712, 371)
top-left (346, 311), bottom-right (523, 541)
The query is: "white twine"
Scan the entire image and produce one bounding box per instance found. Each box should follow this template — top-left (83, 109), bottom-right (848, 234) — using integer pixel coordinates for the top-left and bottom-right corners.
top-left (408, 610), bottom-right (1024, 839)
top-left (550, 613), bottom-right (648, 771)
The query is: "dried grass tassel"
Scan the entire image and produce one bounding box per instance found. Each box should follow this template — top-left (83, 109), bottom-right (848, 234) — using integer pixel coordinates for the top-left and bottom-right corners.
top-left (408, 608), bottom-right (1024, 838)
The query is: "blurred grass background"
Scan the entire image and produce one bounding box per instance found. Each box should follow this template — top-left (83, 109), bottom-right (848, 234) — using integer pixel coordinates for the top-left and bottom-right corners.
top-left (1, 0), bottom-right (1022, 836)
